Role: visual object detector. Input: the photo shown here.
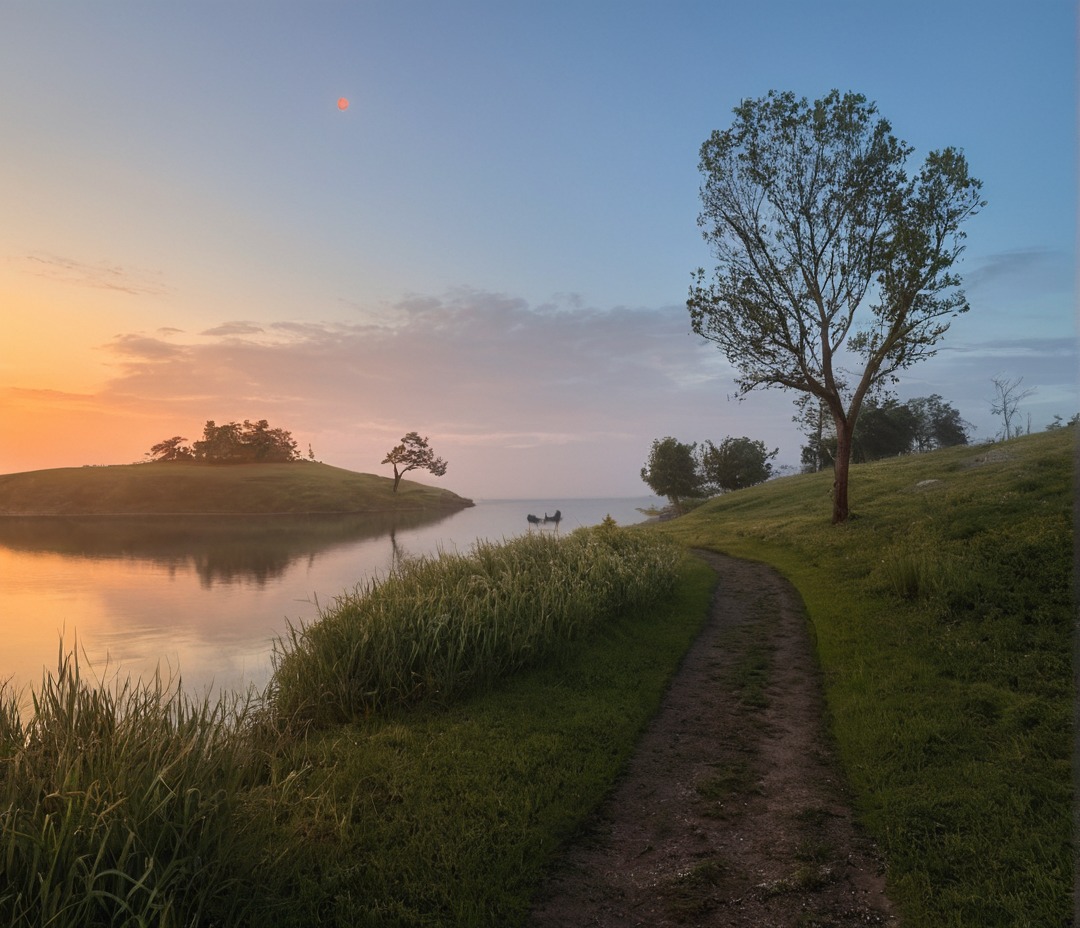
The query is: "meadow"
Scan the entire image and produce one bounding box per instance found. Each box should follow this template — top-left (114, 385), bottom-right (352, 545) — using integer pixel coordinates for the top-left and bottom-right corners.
top-left (0, 428), bottom-right (1073, 927)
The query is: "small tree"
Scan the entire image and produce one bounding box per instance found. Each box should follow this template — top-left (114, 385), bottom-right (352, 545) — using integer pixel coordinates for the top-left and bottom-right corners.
top-left (688, 90), bottom-right (984, 522)
top-left (640, 437), bottom-right (702, 513)
top-left (382, 432), bottom-right (448, 493)
top-left (851, 399), bottom-right (919, 462)
top-left (795, 396), bottom-right (835, 473)
top-left (990, 376), bottom-right (1036, 440)
top-left (1046, 413), bottom-right (1080, 431)
top-left (700, 436), bottom-right (777, 491)
top-left (907, 394), bottom-right (970, 451)
top-left (146, 436), bottom-right (193, 462)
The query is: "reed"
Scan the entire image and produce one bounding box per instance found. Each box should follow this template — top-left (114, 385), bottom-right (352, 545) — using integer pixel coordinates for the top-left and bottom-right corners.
top-left (269, 523), bottom-right (681, 725)
top-left (0, 649), bottom-right (281, 928)
top-left (1, 523), bottom-right (684, 925)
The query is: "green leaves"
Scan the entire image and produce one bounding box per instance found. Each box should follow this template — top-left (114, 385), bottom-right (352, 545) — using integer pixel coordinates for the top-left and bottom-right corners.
top-left (689, 88), bottom-right (984, 521)
top-left (382, 432), bottom-right (448, 492)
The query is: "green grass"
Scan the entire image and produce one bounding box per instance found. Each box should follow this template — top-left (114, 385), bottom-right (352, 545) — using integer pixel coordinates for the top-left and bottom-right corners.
top-left (0, 651), bottom-right (287, 927)
top-left (0, 462), bottom-right (473, 515)
top-left (1, 523), bottom-right (707, 927)
top-left (270, 524), bottom-right (682, 725)
top-left (656, 428), bottom-right (1075, 927)
top-left (262, 555), bottom-right (714, 926)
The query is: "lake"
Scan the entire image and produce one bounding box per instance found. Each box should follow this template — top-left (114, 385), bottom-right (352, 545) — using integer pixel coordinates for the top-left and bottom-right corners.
top-left (0, 497), bottom-right (662, 702)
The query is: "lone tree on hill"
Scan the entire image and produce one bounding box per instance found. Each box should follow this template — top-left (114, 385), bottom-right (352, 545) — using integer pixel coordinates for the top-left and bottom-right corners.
top-left (382, 432), bottom-right (448, 493)
top-left (990, 375), bottom-right (1036, 440)
top-left (688, 89), bottom-right (984, 522)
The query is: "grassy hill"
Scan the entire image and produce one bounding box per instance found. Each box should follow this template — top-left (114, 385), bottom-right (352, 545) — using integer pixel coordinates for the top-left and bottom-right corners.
top-left (0, 461), bottom-right (473, 515)
top-left (655, 427), bottom-right (1075, 926)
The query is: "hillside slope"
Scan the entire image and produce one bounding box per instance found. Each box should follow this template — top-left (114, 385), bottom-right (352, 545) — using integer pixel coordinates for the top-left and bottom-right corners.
top-left (655, 428), bottom-right (1074, 926)
top-left (0, 462), bottom-right (473, 515)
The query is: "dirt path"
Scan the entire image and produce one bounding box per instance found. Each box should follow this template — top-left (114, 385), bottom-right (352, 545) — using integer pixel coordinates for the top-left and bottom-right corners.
top-left (526, 551), bottom-right (898, 927)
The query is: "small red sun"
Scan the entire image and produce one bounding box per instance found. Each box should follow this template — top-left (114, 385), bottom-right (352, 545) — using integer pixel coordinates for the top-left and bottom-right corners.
top-left (337, 97), bottom-right (349, 111)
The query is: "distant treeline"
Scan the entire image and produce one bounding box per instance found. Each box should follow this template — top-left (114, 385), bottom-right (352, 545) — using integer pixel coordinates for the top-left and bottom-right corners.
top-left (146, 420), bottom-right (310, 464)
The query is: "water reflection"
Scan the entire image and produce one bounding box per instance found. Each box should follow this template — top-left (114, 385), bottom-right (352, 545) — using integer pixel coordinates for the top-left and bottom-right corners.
top-left (0, 497), bottom-right (662, 701)
top-left (0, 510), bottom-right (457, 588)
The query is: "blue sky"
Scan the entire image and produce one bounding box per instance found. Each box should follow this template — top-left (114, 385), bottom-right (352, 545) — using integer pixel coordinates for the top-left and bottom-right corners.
top-left (1, 1), bottom-right (1075, 498)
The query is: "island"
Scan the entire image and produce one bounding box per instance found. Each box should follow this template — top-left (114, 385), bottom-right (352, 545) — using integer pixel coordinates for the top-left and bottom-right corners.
top-left (0, 462), bottom-right (474, 517)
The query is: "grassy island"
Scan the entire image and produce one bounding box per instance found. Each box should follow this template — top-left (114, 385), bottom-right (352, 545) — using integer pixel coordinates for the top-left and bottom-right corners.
top-left (0, 462), bottom-right (473, 516)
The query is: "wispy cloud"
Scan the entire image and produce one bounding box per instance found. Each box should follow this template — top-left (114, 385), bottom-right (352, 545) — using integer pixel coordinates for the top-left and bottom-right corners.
top-left (99, 289), bottom-right (729, 432)
top-left (964, 248), bottom-right (1067, 293)
top-left (85, 289), bottom-right (750, 494)
top-left (19, 253), bottom-right (170, 297)
top-left (200, 321), bottom-right (264, 337)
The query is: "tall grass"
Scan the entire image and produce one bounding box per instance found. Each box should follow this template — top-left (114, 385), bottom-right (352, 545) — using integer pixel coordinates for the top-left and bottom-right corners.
top-left (0, 651), bottom-right (284, 928)
top-left (2, 522), bottom-right (685, 925)
top-left (270, 523), bottom-right (682, 725)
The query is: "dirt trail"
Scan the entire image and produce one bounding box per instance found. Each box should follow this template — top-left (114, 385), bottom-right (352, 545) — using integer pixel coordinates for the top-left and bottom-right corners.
top-left (526, 551), bottom-right (898, 927)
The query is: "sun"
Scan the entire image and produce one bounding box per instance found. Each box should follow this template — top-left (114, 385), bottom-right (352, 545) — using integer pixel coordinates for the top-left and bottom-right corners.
top-left (337, 97), bottom-right (349, 111)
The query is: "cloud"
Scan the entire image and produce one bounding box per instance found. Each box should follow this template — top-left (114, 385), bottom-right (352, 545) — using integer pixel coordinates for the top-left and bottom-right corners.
top-left (61, 285), bottom-right (1078, 494)
top-left (200, 321), bottom-right (264, 337)
top-left (897, 334), bottom-right (1078, 439)
top-left (19, 253), bottom-right (170, 297)
top-left (105, 334), bottom-right (185, 360)
top-left (84, 288), bottom-right (756, 494)
top-left (6, 386), bottom-right (99, 407)
top-left (100, 289), bottom-right (728, 428)
top-left (964, 248), bottom-right (1065, 292)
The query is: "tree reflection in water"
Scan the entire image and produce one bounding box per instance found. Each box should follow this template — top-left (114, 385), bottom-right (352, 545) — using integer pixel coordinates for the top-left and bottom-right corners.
top-left (0, 511), bottom-right (458, 588)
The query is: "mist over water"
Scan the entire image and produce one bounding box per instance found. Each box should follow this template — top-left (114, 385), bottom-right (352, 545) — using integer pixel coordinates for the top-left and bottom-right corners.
top-left (0, 497), bottom-right (661, 701)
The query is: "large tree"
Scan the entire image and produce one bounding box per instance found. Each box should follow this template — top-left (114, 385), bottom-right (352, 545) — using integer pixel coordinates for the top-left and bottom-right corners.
top-left (688, 90), bottom-right (984, 522)
top-left (640, 437), bottom-right (702, 513)
top-left (382, 432), bottom-right (448, 493)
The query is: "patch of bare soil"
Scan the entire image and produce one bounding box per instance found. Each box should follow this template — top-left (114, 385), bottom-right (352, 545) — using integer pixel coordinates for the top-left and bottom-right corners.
top-left (526, 551), bottom-right (898, 927)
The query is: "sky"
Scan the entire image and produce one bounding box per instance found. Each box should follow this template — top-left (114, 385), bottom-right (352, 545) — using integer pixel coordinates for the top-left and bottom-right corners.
top-left (1, 1), bottom-right (1075, 500)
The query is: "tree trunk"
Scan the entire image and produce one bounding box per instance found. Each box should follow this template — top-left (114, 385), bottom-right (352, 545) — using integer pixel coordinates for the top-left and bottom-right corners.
top-left (392, 467), bottom-right (402, 493)
top-left (832, 420), bottom-right (853, 524)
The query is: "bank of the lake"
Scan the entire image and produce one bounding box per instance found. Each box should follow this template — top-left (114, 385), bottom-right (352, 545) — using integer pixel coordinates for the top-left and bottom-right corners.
top-left (0, 461), bottom-right (473, 516)
top-left (0, 496), bottom-right (661, 701)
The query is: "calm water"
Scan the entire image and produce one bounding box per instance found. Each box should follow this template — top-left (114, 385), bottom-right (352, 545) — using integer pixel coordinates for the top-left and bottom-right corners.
top-left (0, 497), bottom-right (661, 700)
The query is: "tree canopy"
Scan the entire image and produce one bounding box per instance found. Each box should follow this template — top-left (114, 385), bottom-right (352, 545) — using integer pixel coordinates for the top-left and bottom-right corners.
top-left (798, 394), bottom-right (970, 471)
top-left (688, 90), bottom-right (984, 522)
top-left (642, 434), bottom-right (776, 510)
top-left (146, 420), bottom-right (303, 464)
top-left (382, 432), bottom-right (448, 493)
top-left (700, 436), bottom-right (778, 492)
top-left (640, 437), bottom-right (702, 513)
